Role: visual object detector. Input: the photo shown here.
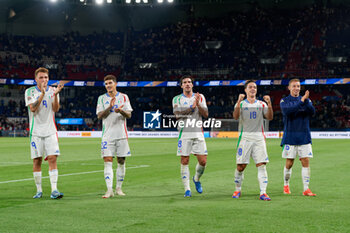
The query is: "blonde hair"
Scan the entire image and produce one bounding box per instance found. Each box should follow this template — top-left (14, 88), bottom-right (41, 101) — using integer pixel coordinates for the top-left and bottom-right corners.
top-left (35, 67), bottom-right (49, 78)
top-left (288, 78), bottom-right (300, 85)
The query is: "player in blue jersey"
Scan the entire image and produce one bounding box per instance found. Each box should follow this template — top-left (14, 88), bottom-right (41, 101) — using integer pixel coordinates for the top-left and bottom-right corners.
top-left (280, 79), bottom-right (316, 196)
top-left (232, 80), bottom-right (273, 201)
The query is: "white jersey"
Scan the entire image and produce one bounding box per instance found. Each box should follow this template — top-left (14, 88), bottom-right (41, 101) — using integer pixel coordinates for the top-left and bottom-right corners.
top-left (172, 93), bottom-right (208, 139)
top-left (235, 99), bottom-right (268, 141)
top-left (25, 86), bottom-right (59, 137)
top-left (96, 92), bottom-right (133, 140)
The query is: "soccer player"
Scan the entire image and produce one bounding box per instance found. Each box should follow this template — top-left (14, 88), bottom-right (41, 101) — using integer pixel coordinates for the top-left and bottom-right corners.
top-left (172, 75), bottom-right (209, 197)
top-left (232, 80), bottom-right (273, 201)
top-left (280, 79), bottom-right (316, 196)
top-left (24, 67), bottom-right (64, 199)
top-left (96, 74), bottom-right (132, 198)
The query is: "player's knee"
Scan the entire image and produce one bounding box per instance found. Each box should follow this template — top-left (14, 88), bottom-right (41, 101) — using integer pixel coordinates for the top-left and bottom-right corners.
top-left (198, 160), bottom-right (207, 167)
top-left (300, 158), bottom-right (309, 167)
top-left (33, 158), bottom-right (42, 170)
top-left (47, 155), bottom-right (57, 162)
top-left (181, 157), bottom-right (189, 165)
top-left (117, 157), bottom-right (125, 164)
top-left (103, 157), bottom-right (113, 162)
top-left (33, 157), bottom-right (42, 164)
top-left (237, 164), bottom-right (245, 172)
top-left (286, 159), bottom-right (294, 169)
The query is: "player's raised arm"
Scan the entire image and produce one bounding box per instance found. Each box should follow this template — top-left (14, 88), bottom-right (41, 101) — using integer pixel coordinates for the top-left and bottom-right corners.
top-left (115, 105), bottom-right (132, 119)
top-left (29, 81), bottom-right (46, 113)
top-left (233, 94), bottom-right (245, 120)
top-left (301, 90), bottom-right (316, 115)
top-left (173, 107), bottom-right (195, 120)
top-left (280, 98), bottom-right (303, 115)
top-left (263, 95), bottom-right (273, 121)
top-left (97, 97), bottom-right (115, 120)
top-left (196, 93), bottom-right (209, 118)
top-left (52, 83), bottom-right (64, 113)
top-left (305, 99), bottom-right (316, 115)
top-left (173, 96), bottom-right (195, 120)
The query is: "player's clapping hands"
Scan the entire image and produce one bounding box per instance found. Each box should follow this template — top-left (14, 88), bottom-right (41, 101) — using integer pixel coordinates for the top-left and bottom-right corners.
top-left (114, 105), bottom-right (124, 113)
top-left (41, 81), bottom-right (47, 94)
top-left (192, 92), bottom-right (200, 109)
top-left (301, 90), bottom-right (309, 102)
top-left (109, 97), bottom-right (116, 109)
top-left (54, 82), bottom-right (64, 95)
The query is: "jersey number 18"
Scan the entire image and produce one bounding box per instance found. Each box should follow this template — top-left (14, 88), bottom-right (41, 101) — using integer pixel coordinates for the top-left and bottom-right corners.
top-left (250, 111), bottom-right (256, 119)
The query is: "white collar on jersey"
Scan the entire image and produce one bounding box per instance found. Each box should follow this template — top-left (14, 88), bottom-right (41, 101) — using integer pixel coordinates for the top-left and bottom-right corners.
top-left (106, 92), bottom-right (120, 97)
top-left (35, 86), bottom-right (49, 92)
top-left (245, 99), bottom-right (257, 104)
top-left (182, 93), bottom-right (195, 98)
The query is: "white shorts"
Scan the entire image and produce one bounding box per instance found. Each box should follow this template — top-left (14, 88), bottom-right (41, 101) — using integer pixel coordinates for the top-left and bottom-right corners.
top-left (30, 134), bottom-right (60, 159)
top-left (101, 138), bottom-right (131, 158)
top-left (236, 139), bottom-right (269, 164)
top-left (177, 138), bottom-right (208, 156)
top-left (282, 144), bottom-right (313, 159)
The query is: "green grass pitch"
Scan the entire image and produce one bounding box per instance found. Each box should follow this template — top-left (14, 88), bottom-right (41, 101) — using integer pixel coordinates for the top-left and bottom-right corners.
top-left (0, 137), bottom-right (349, 233)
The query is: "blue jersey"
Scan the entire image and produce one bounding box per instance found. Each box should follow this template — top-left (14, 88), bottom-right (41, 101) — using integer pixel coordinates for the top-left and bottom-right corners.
top-left (280, 95), bottom-right (315, 146)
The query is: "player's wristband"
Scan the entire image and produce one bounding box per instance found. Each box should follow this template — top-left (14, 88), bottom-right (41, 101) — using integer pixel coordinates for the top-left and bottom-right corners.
top-left (189, 105), bottom-right (194, 112)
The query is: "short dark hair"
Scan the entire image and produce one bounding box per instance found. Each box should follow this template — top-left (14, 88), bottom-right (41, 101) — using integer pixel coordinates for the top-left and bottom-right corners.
top-left (35, 67), bottom-right (49, 78)
top-left (244, 80), bottom-right (256, 89)
top-left (179, 75), bottom-right (194, 85)
top-left (104, 74), bottom-right (117, 83)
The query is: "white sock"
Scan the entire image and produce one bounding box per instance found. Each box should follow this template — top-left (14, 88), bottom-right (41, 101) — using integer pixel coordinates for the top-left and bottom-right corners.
top-left (234, 169), bottom-right (244, 192)
top-left (104, 162), bottom-right (113, 191)
top-left (181, 164), bottom-right (190, 191)
top-left (302, 167), bottom-right (310, 191)
top-left (284, 167), bottom-right (292, 186)
top-left (33, 171), bottom-right (42, 193)
top-left (258, 165), bottom-right (268, 195)
top-left (194, 163), bottom-right (205, 182)
top-left (49, 169), bottom-right (58, 192)
top-left (116, 162), bottom-right (125, 189)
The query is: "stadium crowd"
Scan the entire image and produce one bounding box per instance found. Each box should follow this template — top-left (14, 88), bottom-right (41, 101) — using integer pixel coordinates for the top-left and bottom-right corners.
top-left (0, 5), bottom-right (350, 81)
top-left (0, 3), bottom-right (349, 133)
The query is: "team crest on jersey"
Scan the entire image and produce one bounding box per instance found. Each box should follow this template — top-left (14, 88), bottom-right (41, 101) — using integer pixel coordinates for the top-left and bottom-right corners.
top-left (105, 101), bottom-right (109, 105)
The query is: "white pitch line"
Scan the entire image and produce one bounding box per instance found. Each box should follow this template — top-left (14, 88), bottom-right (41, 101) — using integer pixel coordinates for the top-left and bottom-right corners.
top-left (0, 165), bottom-right (150, 184)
